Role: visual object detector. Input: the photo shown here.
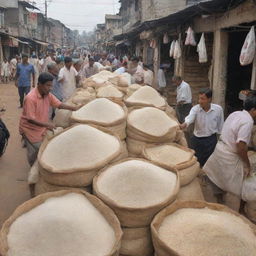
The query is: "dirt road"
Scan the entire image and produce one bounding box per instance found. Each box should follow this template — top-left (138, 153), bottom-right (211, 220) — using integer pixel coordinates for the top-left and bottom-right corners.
top-left (0, 83), bottom-right (30, 228)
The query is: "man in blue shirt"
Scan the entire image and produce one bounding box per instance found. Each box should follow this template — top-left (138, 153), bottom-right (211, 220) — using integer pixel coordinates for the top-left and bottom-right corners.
top-left (15, 54), bottom-right (35, 108)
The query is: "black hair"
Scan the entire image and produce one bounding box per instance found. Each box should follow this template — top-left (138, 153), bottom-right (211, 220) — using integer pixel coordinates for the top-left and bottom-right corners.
top-left (172, 75), bottom-right (182, 81)
top-left (143, 64), bottom-right (150, 69)
top-left (199, 88), bottom-right (212, 99)
top-left (64, 56), bottom-right (72, 63)
top-left (38, 72), bottom-right (54, 85)
top-left (22, 54), bottom-right (28, 58)
top-left (89, 57), bottom-right (95, 62)
top-left (131, 56), bottom-right (139, 62)
top-left (244, 96), bottom-right (256, 111)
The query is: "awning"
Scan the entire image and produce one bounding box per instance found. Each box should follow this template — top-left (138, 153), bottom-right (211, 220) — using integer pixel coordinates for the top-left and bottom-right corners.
top-left (33, 39), bottom-right (49, 47)
top-left (10, 37), bottom-right (30, 45)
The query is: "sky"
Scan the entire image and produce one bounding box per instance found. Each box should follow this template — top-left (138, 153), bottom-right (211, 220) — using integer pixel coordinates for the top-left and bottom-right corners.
top-left (33, 0), bottom-right (120, 33)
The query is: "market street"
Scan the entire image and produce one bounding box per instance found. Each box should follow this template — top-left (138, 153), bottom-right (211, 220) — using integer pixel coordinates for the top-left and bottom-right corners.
top-left (0, 83), bottom-right (30, 228)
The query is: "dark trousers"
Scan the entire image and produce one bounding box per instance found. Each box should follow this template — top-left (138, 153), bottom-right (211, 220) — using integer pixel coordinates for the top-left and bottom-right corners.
top-left (191, 134), bottom-right (217, 167)
top-left (176, 103), bottom-right (192, 123)
top-left (18, 86), bottom-right (30, 107)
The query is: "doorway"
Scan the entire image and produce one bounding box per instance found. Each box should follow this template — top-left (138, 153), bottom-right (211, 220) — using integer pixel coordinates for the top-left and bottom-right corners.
top-left (226, 31), bottom-right (252, 115)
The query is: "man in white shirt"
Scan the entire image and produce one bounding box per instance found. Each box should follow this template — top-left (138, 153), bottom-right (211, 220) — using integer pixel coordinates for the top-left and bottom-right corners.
top-left (173, 76), bottom-right (192, 123)
top-left (83, 57), bottom-right (100, 78)
top-left (58, 56), bottom-right (78, 102)
top-left (203, 96), bottom-right (256, 211)
top-left (114, 62), bottom-right (127, 75)
top-left (180, 88), bottom-right (224, 167)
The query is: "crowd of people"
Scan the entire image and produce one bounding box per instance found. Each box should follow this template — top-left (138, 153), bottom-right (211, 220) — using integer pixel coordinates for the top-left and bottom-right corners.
top-left (0, 48), bottom-right (255, 213)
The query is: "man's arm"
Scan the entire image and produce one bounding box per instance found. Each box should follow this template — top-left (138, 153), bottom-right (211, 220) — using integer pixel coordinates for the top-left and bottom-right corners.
top-left (15, 65), bottom-right (20, 87)
top-left (180, 106), bottom-right (197, 129)
top-left (236, 141), bottom-right (250, 177)
top-left (32, 73), bottom-right (35, 88)
top-left (28, 119), bottom-right (55, 130)
top-left (58, 103), bottom-right (81, 111)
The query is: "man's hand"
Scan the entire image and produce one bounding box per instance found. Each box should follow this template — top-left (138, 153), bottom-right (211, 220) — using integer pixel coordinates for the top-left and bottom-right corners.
top-left (179, 122), bottom-right (187, 130)
top-left (46, 123), bottom-right (56, 131)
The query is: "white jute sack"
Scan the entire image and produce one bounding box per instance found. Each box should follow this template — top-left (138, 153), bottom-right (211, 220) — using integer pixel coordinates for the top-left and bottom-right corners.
top-left (28, 160), bottom-right (40, 185)
top-left (35, 175), bottom-right (92, 196)
top-left (242, 151), bottom-right (256, 202)
top-left (127, 107), bottom-right (179, 143)
top-left (70, 98), bottom-right (127, 140)
top-left (0, 190), bottom-right (122, 256)
top-left (177, 178), bottom-right (204, 201)
top-left (38, 124), bottom-right (121, 187)
top-left (151, 201), bottom-right (256, 256)
top-left (93, 158), bottom-right (179, 227)
top-left (143, 143), bottom-right (200, 186)
top-left (120, 226), bottom-right (154, 256)
top-left (126, 84), bottom-right (142, 97)
top-left (53, 109), bottom-right (72, 128)
top-left (97, 85), bottom-right (124, 100)
top-left (125, 86), bottom-right (166, 109)
top-left (110, 141), bottom-right (129, 163)
top-left (108, 73), bottom-right (131, 88)
top-left (71, 89), bottom-right (96, 105)
top-left (245, 202), bottom-right (256, 223)
top-left (126, 137), bottom-right (157, 157)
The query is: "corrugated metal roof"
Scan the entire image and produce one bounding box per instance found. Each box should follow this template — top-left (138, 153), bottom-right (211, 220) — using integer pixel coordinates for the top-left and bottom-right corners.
top-left (114, 0), bottom-right (246, 40)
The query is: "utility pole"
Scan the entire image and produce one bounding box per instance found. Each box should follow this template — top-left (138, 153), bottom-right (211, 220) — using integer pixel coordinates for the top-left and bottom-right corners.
top-left (45, 0), bottom-right (47, 18)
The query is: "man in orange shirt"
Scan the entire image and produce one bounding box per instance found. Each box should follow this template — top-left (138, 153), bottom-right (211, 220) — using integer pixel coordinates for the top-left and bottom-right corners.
top-left (19, 72), bottom-right (79, 166)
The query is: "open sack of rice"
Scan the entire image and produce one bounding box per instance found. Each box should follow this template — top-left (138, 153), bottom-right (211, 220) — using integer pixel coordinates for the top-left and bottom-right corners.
top-left (151, 201), bottom-right (256, 256)
top-left (93, 158), bottom-right (179, 256)
top-left (143, 143), bottom-right (200, 186)
top-left (96, 85), bottom-right (124, 101)
top-left (83, 70), bottom-right (117, 89)
top-left (38, 124), bottom-right (122, 187)
top-left (127, 107), bottom-right (179, 144)
top-left (71, 98), bottom-right (127, 140)
top-left (0, 190), bottom-right (122, 256)
top-left (125, 86), bottom-right (166, 110)
top-left (93, 159), bottom-right (179, 227)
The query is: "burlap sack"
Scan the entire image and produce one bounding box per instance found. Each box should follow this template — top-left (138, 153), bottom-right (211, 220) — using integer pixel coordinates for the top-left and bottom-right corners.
top-left (142, 143), bottom-right (199, 186)
top-left (151, 201), bottom-right (256, 256)
top-left (124, 86), bottom-right (166, 110)
top-left (111, 141), bottom-right (129, 163)
top-left (53, 109), bottom-right (72, 128)
top-left (177, 178), bottom-right (205, 201)
top-left (120, 226), bottom-right (154, 256)
top-left (38, 125), bottom-right (122, 187)
top-left (245, 202), bottom-right (256, 223)
top-left (96, 84), bottom-right (124, 101)
top-left (35, 175), bottom-right (92, 196)
top-left (127, 108), bottom-right (178, 143)
top-left (0, 190), bottom-right (123, 256)
top-left (93, 158), bottom-right (180, 227)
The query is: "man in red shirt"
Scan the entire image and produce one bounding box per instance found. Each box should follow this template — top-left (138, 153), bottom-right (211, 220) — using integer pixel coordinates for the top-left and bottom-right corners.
top-left (19, 72), bottom-right (79, 166)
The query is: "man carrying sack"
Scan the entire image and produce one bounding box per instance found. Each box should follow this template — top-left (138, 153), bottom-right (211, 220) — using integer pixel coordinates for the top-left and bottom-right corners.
top-left (203, 96), bottom-right (256, 212)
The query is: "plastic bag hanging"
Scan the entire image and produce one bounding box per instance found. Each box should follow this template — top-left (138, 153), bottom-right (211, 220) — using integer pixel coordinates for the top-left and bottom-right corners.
top-left (185, 27), bottom-right (197, 46)
top-left (150, 39), bottom-right (157, 49)
top-left (240, 26), bottom-right (256, 66)
top-left (163, 33), bottom-right (169, 44)
top-left (197, 33), bottom-right (208, 63)
top-left (173, 40), bottom-right (181, 59)
top-left (169, 40), bottom-right (175, 57)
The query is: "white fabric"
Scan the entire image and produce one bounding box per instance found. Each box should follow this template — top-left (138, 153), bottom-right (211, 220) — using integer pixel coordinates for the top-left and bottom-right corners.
top-left (173, 40), bottom-right (181, 59)
top-left (1, 62), bottom-right (10, 76)
top-left (169, 41), bottom-right (175, 58)
top-left (185, 27), bottom-right (197, 46)
top-left (242, 174), bottom-right (256, 202)
top-left (240, 26), bottom-right (255, 66)
top-left (220, 110), bottom-right (254, 153)
top-left (204, 141), bottom-right (244, 196)
top-left (157, 69), bottom-right (166, 88)
top-left (197, 33), bottom-right (208, 63)
top-left (185, 104), bottom-right (224, 137)
top-left (114, 67), bottom-right (126, 75)
top-left (176, 81), bottom-right (192, 104)
top-left (143, 69), bottom-right (154, 86)
top-left (58, 66), bottom-right (78, 101)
